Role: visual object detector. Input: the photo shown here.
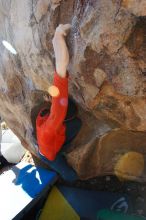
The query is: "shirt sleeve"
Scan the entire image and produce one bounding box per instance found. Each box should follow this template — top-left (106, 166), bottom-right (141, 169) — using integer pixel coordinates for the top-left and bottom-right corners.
top-left (45, 71), bottom-right (69, 132)
top-left (36, 71), bottom-right (69, 161)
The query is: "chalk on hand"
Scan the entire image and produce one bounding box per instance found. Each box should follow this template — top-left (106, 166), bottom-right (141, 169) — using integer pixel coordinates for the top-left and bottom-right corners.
top-left (55, 24), bottom-right (72, 36)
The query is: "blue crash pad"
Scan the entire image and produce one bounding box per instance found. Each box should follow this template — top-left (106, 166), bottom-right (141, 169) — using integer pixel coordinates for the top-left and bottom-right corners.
top-left (0, 162), bottom-right (57, 220)
top-left (58, 185), bottom-right (133, 220)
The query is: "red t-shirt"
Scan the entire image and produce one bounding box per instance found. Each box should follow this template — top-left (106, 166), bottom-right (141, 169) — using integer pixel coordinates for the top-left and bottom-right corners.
top-left (36, 72), bottom-right (68, 161)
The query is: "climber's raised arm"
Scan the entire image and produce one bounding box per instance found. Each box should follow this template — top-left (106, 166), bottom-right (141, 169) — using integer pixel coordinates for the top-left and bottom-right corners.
top-left (52, 24), bottom-right (71, 78)
top-left (48, 24), bottom-right (71, 125)
top-left (36, 24), bottom-right (71, 160)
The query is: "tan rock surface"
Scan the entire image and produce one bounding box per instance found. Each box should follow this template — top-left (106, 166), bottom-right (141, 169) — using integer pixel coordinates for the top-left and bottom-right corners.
top-left (0, 0), bottom-right (146, 180)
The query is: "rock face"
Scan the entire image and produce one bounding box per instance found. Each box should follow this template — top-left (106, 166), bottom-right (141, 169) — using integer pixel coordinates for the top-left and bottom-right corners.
top-left (0, 0), bottom-right (146, 181)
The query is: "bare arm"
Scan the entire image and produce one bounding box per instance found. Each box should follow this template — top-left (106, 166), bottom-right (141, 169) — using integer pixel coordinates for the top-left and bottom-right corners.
top-left (52, 24), bottom-right (71, 78)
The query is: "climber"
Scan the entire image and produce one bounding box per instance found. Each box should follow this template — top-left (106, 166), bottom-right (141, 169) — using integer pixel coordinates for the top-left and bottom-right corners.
top-left (34, 24), bottom-right (82, 181)
top-left (0, 117), bottom-right (12, 169)
top-left (0, 118), bottom-right (26, 169)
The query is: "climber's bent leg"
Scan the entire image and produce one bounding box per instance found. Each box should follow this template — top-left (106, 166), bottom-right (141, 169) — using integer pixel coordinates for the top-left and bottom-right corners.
top-left (38, 118), bottom-right (82, 182)
top-left (39, 151), bottom-right (78, 182)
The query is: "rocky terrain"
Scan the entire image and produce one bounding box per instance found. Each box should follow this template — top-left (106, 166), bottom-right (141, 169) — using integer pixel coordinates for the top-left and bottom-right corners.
top-left (0, 0), bottom-right (146, 181)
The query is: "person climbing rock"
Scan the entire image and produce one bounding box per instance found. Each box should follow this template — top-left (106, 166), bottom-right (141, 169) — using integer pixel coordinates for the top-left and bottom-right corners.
top-left (0, 118), bottom-right (26, 169)
top-left (0, 117), bottom-right (8, 169)
top-left (0, 117), bottom-right (13, 169)
top-left (0, 117), bottom-right (10, 169)
top-left (34, 24), bottom-right (82, 181)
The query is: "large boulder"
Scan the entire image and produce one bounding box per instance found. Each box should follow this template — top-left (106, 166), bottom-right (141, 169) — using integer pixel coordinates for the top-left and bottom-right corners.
top-left (0, 0), bottom-right (146, 180)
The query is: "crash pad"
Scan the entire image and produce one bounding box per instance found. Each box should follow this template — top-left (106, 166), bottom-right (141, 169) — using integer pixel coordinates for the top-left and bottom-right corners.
top-left (97, 209), bottom-right (146, 220)
top-left (39, 186), bottom-right (79, 220)
top-left (39, 185), bottom-right (132, 220)
top-left (0, 162), bottom-right (57, 220)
